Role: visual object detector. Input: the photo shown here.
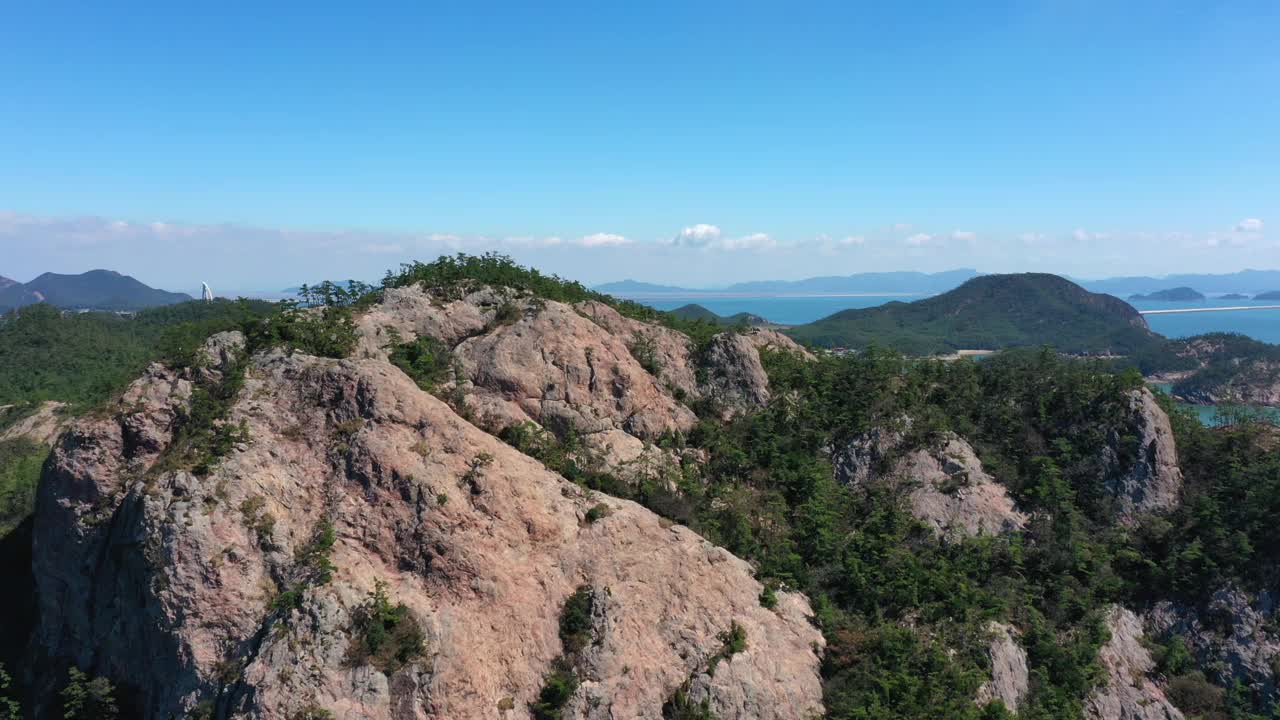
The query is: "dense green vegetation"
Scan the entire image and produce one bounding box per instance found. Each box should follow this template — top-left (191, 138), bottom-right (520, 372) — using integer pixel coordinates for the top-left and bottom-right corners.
top-left (786, 273), bottom-right (1159, 355)
top-left (503, 338), bottom-right (1280, 719)
top-left (59, 667), bottom-right (119, 720)
top-left (532, 586), bottom-right (597, 720)
top-left (0, 299), bottom-right (276, 408)
top-left (0, 438), bottom-right (48, 538)
top-left (343, 580), bottom-right (426, 675)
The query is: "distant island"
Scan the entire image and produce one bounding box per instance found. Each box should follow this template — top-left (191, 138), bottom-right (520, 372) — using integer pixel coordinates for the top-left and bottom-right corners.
top-left (1255, 290), bottom-right (1280, 301)
top-left (0, 269), bottom-right (191, 312)
top-left (1219, 293), bottom-right (1250, 300)
top-left (668, 303), bottom-right (769, 327)
top-left (1082, 269), bottom-right (1280, 295)
top-left (784, 273), bottom-right (1155, 356)
top-left (596, 269), bottom-right (980, 296)
top-left (1128, 287), bottom-right (1205, 302)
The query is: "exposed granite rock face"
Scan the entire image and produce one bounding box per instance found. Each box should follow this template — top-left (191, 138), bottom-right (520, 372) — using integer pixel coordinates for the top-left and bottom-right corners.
top-left (1085, 606), bottom-right (1185, 720)
top-left (198, 330), bottom-right (247, 370)
top-left (574, 300), bottom-right (701, 401)
top-left (1147, 587), bottom-right (1280, 706)
top-left (1104, 388), bottom-right (1183, 521)
top-left (453, 300), bottom-right (698, 441)
top-left (833, 428), bottom-right (1026, 539)
top-left (32, 334), bottom-right (824, 718)
top-left (895, 435), bottom-right (1028, 539)
top-left (831, 422), bottom-right (908, 488)
top-left (353, 284), bottom-right (510, 361)
top-left (0, 401), bottom-right (68, 445)
top-left (351, 285), bottom-right (799, 480)
top-left (699, 329), bottom-right (812, 419)
top-left (975, 622), bottom-right (1029, 713)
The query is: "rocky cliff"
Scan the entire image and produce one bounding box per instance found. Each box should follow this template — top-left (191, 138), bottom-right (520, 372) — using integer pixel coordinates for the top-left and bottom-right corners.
top-left (29, 302), bottom-right (825, 718)
top-left (1103, 388), bottom-right (1183, 521)
top-left (355, 285), bottom-right (806, 477)
top-left (833, 426), bottom-right (1027, 539)
top-left (975, 622), bottom-right (1028, 713)
top-left (1085, 607), bottom-right (1184, 720)
top-left (1147, 587), bottom-right (1280, 708)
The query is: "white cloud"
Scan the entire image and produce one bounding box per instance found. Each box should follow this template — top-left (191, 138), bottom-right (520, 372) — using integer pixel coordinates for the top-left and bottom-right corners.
top-left (504, 235), bottom-right (564, 248)
top-left (951, 230), bottom-right (976, 242)
top-left (904, 233), bottom-right (934, 246)
top-left (815, 234), bottom-right (867, 254)
top-left (360, 243), bottom-right (404, 254)
top-left (1236, 218), bottom-right (1264, 232)
top-left (718, 232), bottom-right (776, 251)
top-left (1070, 229), bottom-right (1111, 242)
top-left (577, 232), bottom-right (629, 247)
top-left (673, 223), bottom-right (722, 246)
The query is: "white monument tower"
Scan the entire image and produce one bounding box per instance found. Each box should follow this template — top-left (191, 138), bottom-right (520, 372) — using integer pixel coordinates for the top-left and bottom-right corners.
top-left (201, 282), bottom-right (214, 302)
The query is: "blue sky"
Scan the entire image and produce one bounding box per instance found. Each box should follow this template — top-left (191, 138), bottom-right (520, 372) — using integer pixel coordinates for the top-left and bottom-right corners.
top-left (1, 1), bottom-right (1277, 291)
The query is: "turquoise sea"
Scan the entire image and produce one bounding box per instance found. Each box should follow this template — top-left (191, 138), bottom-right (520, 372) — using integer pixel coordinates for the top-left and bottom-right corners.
top-left (1128, 297), bottom-right (1280, 344)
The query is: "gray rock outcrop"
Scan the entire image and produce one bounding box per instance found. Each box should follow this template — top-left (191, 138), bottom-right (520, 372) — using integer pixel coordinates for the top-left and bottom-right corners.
top-left (1085, 606), bottom-right (1184, 720)
top-left (833, 427), bottom-right (1027, 539)
top-left (1103, 388), bottom-right (1183, 521)
top-left (1147, 587), bottom-right (1280, 706)
top-left (699, 329), bottom-right (811, 419)
top-left (975, 622), bottom-right (1029, 713)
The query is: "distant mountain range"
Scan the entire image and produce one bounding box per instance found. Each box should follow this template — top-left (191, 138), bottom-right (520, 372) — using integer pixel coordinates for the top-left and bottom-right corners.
top-left (596, 270), bottom-right (981, 296)
top-left (1128, 287), bottom-right (1206, 302)
top-left (598, 269), bottom-right (1280, 298)
top-left (0, 270), bottom-right (192, 311)
top-left (1079, 270), bottom-right (1280, 295)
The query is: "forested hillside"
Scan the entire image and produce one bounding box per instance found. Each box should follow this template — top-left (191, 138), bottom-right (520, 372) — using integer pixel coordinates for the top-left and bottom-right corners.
top-left (0, 299), bottom-right (276, 408)
top-left (786, 273), bottom-right (1155, 354)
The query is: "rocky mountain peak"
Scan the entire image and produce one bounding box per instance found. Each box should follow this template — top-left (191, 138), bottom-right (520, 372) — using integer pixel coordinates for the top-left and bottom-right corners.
top-left (28, 300), bottom-right (825, 718)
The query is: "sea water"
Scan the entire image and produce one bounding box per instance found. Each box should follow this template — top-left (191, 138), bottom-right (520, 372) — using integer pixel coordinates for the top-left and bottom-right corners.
top-left (628, 293), bottom-right (1280, 427)
top-left (1129, 297), bottom-right (1280, 344)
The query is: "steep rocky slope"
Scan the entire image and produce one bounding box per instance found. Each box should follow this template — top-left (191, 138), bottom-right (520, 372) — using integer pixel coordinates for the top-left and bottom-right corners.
top-left (1103, 388), bottom-right (1183, 521)
top-left (832, 426), bottom-right (1027, 539)
top-left (0, 401), bottom-right (68, 445)
top-left (975, 622), bottom-right (1028, 713)
top-left (30, 314), bottom-right (824, 718)
top-left (355, 285), bottom-right (806, 475)
top-left (1147, 588), bottom-right (1280, 708)
top-left (1085, 607), bottom-right (1184, 720)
